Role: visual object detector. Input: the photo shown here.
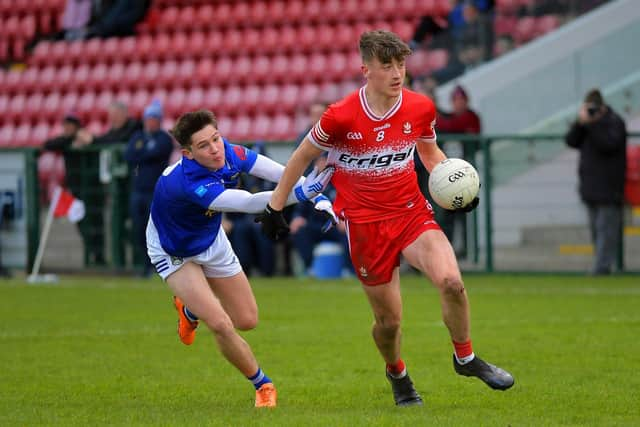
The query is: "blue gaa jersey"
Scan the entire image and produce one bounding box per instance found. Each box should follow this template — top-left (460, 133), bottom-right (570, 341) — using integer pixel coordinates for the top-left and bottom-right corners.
top-left (150, 140), bottom-right (258, 257)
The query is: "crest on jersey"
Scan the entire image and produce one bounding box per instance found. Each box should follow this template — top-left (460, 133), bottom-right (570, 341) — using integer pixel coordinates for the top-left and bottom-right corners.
top-left (233, 145), bottom-right (247, 160)
top-left (403, 122), bottom-right (412, 134)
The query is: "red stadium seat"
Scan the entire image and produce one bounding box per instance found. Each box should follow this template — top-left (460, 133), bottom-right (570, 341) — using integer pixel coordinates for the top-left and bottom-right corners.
top-left (32, 122), bottom-right (50, 146)
top-left (222, 29), bottom-right (244, 54)
top-left (203, 87), bottom-right (222, 111)
top-left (176, 60), bottom-right (196, 89)
top-left (279, 26), bottom-right (299, 55)
top-left (252, 114), bottom-right (271, 141)
top-left (29, 40), bottom-right (52, 67)
top-left (392, 19), bottom-right (415, 41)
top-left (307, 53), bottom-right (328, 82)
top-left (284, 0), bottom-right (304, 24)
top-left (183, 87), bottom-right (205, 112)
top-left (76, 92), bottom-right (96, 123)
top-left (122, 62), bottom-right (144, 91)
top-left (83, 38), bottom-right (103, 65)
top-left (252, 55), bottom-right (272, 84)
top-left (186, 31), bottom-right (209, 60)
top-left (177, 6), bottom-right (196, 33)
top-left (141, 61), bottom-right (162, 91)
top-left (229, 2), bottom-right (250, 28)
top-left (101, 37), bottom-right (120, 64)
top-left (333, 24), bottom-right (356, 52)
top-left (194, 5), bottom-right (215, 32)
top-left (220, 85), bottom-right (243, 116)
top-left (152, 33), bottom-right (172, 62)
top-left (271, 114), bottom-right (294, 141)
top-left (100, 62), bottom-right (121, 92)
top-left (4, 69), bottom-right (22, 95)
top-left (260, 84), bottom-right (280, 114)
top-left (266, 1), bottom-right (286, 27)
top-left (157, 60), bottom-right (179, 90)
top-left (117, 36), bottom-right (137, 63)
top-left (315, 24), bottom-right (336, 52)
top-left (325, 52), bottom-right (349, 82)
top-left (298, 83), bottom-right (320, 107)
top-left (18, 67), bottom-right (39, 94)
top-left (536, 15), bottom-right (560, 37)
top-left (54, 65), bottom-right (75, 94)
top-left (135, 34), bottom-right (154, 62)
top-left (514, 17), bottom-right (537, 44)
top-left (250, 1), bottom-right (268, 26)
top-left (230, 115), bottom-right (252, 142)
top-left (259, 27), bottom-right (279, 55)
top-left (130, 89), bottom-right (151, 118)
top-left (278, 84), bottom-right (300, 114)
top-left (95, 91), bottom-right (115, 118)
top-left (7, 94), bottom-right (26, 124)
top-left (494, 15), bottom-right (518, 37)
top-left (165, 88), bottom-right (187, 117)
top-left (214, 57), bottom-right (234, 83)
top-left (242, 28), bottom-right (262, 56)
top-left (289, 54), bottom-right (309, 83)
top-left (269, 55), bottom-right (290, 84)
top-left (13, 123), bottom-right (32, 147)
top-left (233, 56), bottom-right (253, 85)
top-left (59, 92), bottom-right (79, 117)
top-left (242, 85), bottom-right (262, 113)
top-left (194, 58), bottom-right (215, 87)
top-left (427, 49), bottom-right (449, 71)
top-left (0, 125), bottom-right (15, 147)
top-left (70, 64), bottom-right (90, 93)
top-left (406, 49), bottom-right (430, 77)
top-left (25, 93), bottom-right (46, 123)
top-left (0, 94), bottom-right (8, 119)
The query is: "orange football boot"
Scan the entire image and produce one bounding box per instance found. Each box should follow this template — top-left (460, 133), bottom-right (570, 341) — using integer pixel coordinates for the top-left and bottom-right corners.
top-left (255, 383), bottom-right (277, 408)
top-left (173, 296), bottom-right (198, 345)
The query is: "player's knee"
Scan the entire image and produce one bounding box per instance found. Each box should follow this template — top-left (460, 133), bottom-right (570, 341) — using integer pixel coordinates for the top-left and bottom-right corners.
top-left (234, 312), bottom-right (258, 331)
top-left (440, 275), bottom-right (465, 296)
top-left (375, 314), bottom-right (402, 335)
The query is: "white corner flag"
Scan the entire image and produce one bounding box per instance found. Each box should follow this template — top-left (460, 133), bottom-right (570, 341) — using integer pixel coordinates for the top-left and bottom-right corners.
top-left (27, 186), bottom-right (85, 284)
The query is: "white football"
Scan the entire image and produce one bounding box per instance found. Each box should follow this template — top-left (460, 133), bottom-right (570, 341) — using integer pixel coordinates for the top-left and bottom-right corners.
top-left (428, 158), bottom-right (480, 210)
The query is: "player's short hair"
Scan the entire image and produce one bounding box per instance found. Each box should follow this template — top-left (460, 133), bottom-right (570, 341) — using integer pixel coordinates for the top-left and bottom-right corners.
top-left (359, 30), bottom-right (412, 64)
top-left (172, 109), bottom-right (218, 148)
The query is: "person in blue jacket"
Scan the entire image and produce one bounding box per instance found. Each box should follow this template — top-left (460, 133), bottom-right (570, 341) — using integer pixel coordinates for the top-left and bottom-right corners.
top-left (125, 99), bottom-right (174, 276)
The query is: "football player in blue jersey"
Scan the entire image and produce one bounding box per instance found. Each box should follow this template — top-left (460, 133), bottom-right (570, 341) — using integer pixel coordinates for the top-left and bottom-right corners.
top-left (146, 110), bottom-right (336, 407)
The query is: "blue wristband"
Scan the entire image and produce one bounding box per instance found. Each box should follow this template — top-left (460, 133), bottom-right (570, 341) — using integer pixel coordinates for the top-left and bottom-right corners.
top-left (294, 186), bottom-right (308, 202)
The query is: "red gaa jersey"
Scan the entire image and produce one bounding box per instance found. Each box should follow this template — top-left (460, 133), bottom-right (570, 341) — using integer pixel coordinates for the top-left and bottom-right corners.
top-left (307, 86), bottom-right (437, 223)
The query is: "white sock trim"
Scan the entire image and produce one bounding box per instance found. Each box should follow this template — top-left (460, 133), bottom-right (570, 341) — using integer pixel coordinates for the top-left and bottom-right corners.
top-left (455, 352), bottom-right (475, 365)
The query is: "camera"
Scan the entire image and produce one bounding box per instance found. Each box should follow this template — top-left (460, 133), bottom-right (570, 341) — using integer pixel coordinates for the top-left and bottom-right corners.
top-left (586, 104), bottom-right (600, 117)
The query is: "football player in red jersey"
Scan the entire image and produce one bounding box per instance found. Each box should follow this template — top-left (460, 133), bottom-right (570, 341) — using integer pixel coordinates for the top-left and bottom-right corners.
top-left (258, 30), bottom-right (515, 406)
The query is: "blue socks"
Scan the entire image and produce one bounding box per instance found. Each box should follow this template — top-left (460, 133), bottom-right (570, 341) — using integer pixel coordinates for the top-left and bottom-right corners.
top-left (183, 306), bottom-right (198, 322)
top-left (248, 368), bottom-right (272, 390)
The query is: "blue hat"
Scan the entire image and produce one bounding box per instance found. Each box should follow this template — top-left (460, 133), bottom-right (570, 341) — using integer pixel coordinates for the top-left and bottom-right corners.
top-left (143, 99), bottom-right (163, 120)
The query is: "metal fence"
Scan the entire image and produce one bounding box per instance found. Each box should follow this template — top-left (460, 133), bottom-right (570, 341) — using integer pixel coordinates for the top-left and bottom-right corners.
top-left (1, 132), bottom-right (638, 275)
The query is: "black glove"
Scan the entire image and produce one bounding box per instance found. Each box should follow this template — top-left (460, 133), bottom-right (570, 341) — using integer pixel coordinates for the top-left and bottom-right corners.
top-left (255, 204), bottom-right (290, 241)
top-left (454, 196), bottom-right (479, 213)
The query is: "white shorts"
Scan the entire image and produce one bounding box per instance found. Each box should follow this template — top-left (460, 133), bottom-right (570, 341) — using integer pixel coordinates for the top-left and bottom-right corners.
top-left (146, 218), bottom-right (242, 280)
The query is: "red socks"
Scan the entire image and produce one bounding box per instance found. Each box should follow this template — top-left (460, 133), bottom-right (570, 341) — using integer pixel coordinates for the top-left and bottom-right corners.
top-left (453, 340), bottom-right (475, 364)
top-left (386, 359), bottom-right (407, 378)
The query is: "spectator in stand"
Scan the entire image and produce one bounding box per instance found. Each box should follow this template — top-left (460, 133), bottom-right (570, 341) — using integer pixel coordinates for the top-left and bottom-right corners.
top-left (431, 2), bottom-right (494, 83)
top-left (59, 0), bottom-right (93, 40)
top-left (433, 85), bottom-right (482, 255)
top-left (565, 89), bottom-right (627, 276)
top-left (85, 0), bottom-right (151, 38)
top-left (72, 101), bottom-right (142, 266)
top-left (42, 113), bottom-right (106, 265)
top-left (124, 100), bottom-right (173, 277)
top-left (74, 101), bottom-right (141, 147)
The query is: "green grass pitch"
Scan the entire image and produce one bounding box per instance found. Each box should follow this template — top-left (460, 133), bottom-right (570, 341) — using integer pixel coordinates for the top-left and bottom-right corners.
top-left (1, 274), bottom-right (639, 426)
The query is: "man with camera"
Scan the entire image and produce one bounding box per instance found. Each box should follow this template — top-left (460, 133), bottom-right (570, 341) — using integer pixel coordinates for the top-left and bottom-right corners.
top-left (565, 88), bottom-right (627, 275)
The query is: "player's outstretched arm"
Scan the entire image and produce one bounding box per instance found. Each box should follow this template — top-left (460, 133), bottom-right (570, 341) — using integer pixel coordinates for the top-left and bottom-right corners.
top-left (416, 140), bottom-right (447, 173)
top-left (209, 167), bottom-right (335, 214)
top-left (269, 139), bottom-right (324, 210)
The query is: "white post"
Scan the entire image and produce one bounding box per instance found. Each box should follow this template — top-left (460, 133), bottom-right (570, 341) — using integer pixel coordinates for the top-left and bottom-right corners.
top-left (27, 186), bottom-right (60, 283)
